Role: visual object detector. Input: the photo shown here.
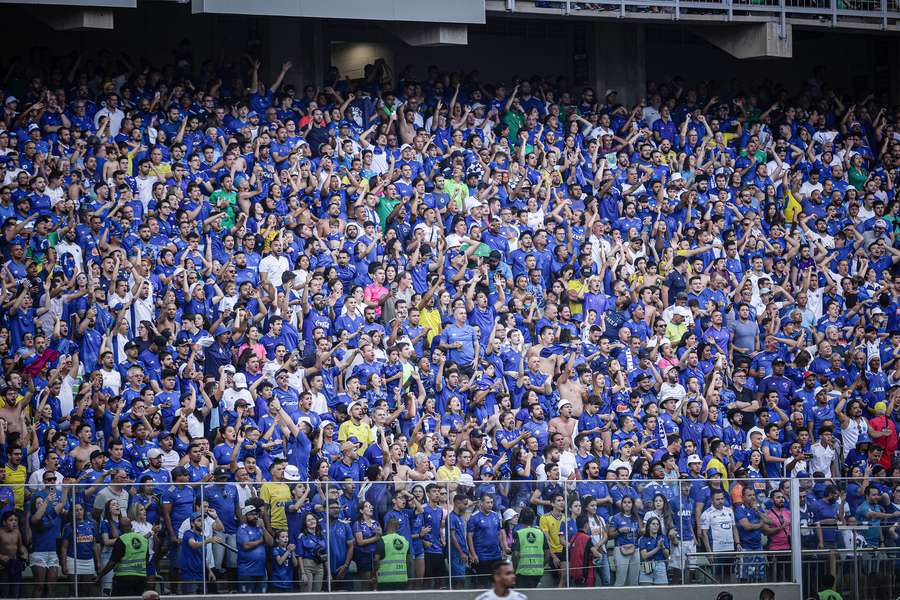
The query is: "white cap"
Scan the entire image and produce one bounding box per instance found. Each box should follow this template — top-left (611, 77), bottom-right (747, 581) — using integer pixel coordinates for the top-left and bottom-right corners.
top-left (297, 416), bottom-right (313, 429)
top-left (241, 504), bottom-right (259, 516)
top-left (232, 373), bottom-right (247, 389)
top-left (557, 399), bottom-right (572, 411)
top-left (465, 197), bottom-right (483, 212)
top-left (147, 448), bottom-right (164, 459)
top-left (503, 508), bottom-right (518, 522)
top-left (283, 465), bottom-right (302, 481)
top-left (687, 454), bottom-right (702, 464)
top-left (458, 474), bottom-right (474, 487)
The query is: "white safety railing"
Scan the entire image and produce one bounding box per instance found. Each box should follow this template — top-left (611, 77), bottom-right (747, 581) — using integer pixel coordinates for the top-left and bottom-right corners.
top-left (495, 0), bottom-right (900, 31)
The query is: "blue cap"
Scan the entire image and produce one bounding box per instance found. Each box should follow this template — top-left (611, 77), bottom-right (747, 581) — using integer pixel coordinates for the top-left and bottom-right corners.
top-left (706, 468), bottom-right (722, 478)
top-left (213, 325), bottom-right (231, 337)
top-left (9, 236), bottom-right (24, 247)
top-left (247, 111), bottom-right (258, 118)
top-left (190, 511), bottom-right (203, 521)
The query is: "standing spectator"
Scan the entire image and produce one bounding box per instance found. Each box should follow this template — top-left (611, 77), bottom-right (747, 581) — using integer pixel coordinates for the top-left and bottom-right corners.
top-left (609, 495), bottom-right (640, 586)
top-left (467, 493), bottom-right (507, 588)
top-left (236, 505), bottom-right (270, 593)
top-left (700, 489), bottom-right (740, 582)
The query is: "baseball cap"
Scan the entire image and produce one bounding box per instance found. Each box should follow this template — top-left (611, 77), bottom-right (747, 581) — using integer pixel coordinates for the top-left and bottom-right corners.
top-left (232, 373), bottom-right (247, 389)
top-left (147, 448), bottom-right (164, 459)
top-left (213, 466), bottom-right (230, 479)
top-left (458, 474), bottom-right (474, 487)
top-left (874, 401), bottom-right (887, 413)
top-left (557, 399), bottom-right (572, 411)
top-left (706, 467), bottom-right (722, 478)
top-left (241, 505), bottom-right (259, 516)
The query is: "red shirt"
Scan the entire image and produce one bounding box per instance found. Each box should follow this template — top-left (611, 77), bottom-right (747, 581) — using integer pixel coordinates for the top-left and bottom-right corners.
top-left (868, 415), bottom-right (897, 469)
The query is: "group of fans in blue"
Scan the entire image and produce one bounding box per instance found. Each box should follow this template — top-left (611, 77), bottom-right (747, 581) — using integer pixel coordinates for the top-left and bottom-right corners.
top-left (0, 49), bottom-right (897, 599)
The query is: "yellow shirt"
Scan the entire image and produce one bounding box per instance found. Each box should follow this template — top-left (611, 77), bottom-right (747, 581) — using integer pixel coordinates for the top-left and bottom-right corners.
top-left (419, 307), bottom-right (442, 345)
top-left (260, 482), bottom-right (291, 529)
top-left (338, 420), bottom-right (376, 455)
top-left (566, 279), bottom-right (587, 316)
top-left (539, 512), bottom-right (564, 554)
top-left (436, 465), bottom-right (461, 482)
top-left (706, 457), bottom-right (730, 490)
top-left (665, 322), bottom-right (688, 346)
top-left (4, 464), bottom-right (27, 510)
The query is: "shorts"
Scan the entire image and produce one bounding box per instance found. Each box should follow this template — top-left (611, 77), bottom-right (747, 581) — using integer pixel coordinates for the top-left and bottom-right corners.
top-left (355, 552), bottom-right (374, 573)
top-left (669, 539), bottom-right (697, 570)
top-left (738, 553), bottom-right (767, 581)
top-left (66, 557), bottom-right (96, 576)
top-left (30, 551), bottom-right (59, 569)
top-left (411, 551), bottom-right (425, 560)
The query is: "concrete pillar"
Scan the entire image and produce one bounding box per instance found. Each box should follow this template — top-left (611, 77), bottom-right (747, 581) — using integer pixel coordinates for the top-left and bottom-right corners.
top-left (263, 18), bottom-right (328, 90)
top-left (37, 8), bottom-right (114, 30)
top-left (385, 23), bottom-right (468, 46)
top-left (588, 23), bottom-right (646, 108)
top-left (695, 23), bottom-right (792, 59)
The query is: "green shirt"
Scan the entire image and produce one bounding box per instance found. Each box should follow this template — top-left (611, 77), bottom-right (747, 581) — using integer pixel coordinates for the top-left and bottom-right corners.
top-left (210, 189), bottom-right (237, 228)
top-left (444, 179), bottom-right (468, 211)
top-left (376, 196), bottom-right (401, 232)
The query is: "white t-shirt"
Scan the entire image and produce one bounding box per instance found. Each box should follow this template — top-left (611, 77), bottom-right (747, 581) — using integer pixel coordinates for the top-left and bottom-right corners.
top-left (700, 506), bottom-right (736, 551)
top-left (476, 590), bottom-right (528, 600)
top-left (100, 368), bottom-right (122, 395)
top-left (810, 442), bottom-right (836, 474)
top-left (258, 254), bottom-right (291, 286)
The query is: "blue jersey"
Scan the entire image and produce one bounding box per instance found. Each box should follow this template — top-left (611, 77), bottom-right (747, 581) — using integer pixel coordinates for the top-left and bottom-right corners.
top-left (236, 524), bottom-right (267, 577)
top-left (467, 509), bottom-right (502, 560)
top-left (180, 530), bottom-right (206, 581)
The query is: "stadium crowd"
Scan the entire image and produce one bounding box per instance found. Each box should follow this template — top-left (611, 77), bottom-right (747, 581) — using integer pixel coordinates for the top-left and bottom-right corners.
top-left (0, 50), bottom-right (897, 598)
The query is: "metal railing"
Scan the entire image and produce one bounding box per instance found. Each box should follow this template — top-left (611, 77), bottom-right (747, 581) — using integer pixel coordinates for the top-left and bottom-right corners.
top-left (494, 0), bottom-right (900, 30)
top-left (2, 475), bottom-right (899, 598)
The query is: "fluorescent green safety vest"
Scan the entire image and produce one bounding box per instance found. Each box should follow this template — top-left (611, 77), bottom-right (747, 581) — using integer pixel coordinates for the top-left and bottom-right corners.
top-left (377, 533), bottom-right (409, 583)
top-left (114, 531), bottom-right (148, 578)
top-left (515, 527), bottom-right (545, 576)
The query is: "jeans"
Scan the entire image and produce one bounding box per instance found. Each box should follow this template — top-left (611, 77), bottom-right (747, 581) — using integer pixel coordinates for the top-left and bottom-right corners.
top-left (639, 560), bottom-right (668, 585)
top-left (237, 575), bottom-right (266, 594)
top-left (593, 554), bottom-right (611, 586)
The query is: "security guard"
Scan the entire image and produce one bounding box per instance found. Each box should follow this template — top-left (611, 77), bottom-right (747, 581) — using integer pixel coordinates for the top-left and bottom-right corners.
top-left (95, 517), bottom-right (149, 596)
top-left (512, 507), bottom-right (548, 589)
top-left (375, 516), bottom-right (409, 591)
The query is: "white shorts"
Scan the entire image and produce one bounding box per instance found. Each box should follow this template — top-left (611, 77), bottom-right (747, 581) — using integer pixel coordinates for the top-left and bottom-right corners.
top-left (669, 539), bottom-right (697, 570)
top-left (30, 551), bottom-right (60, 569)
top-left (66, 557), bottom-right (96, 576)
